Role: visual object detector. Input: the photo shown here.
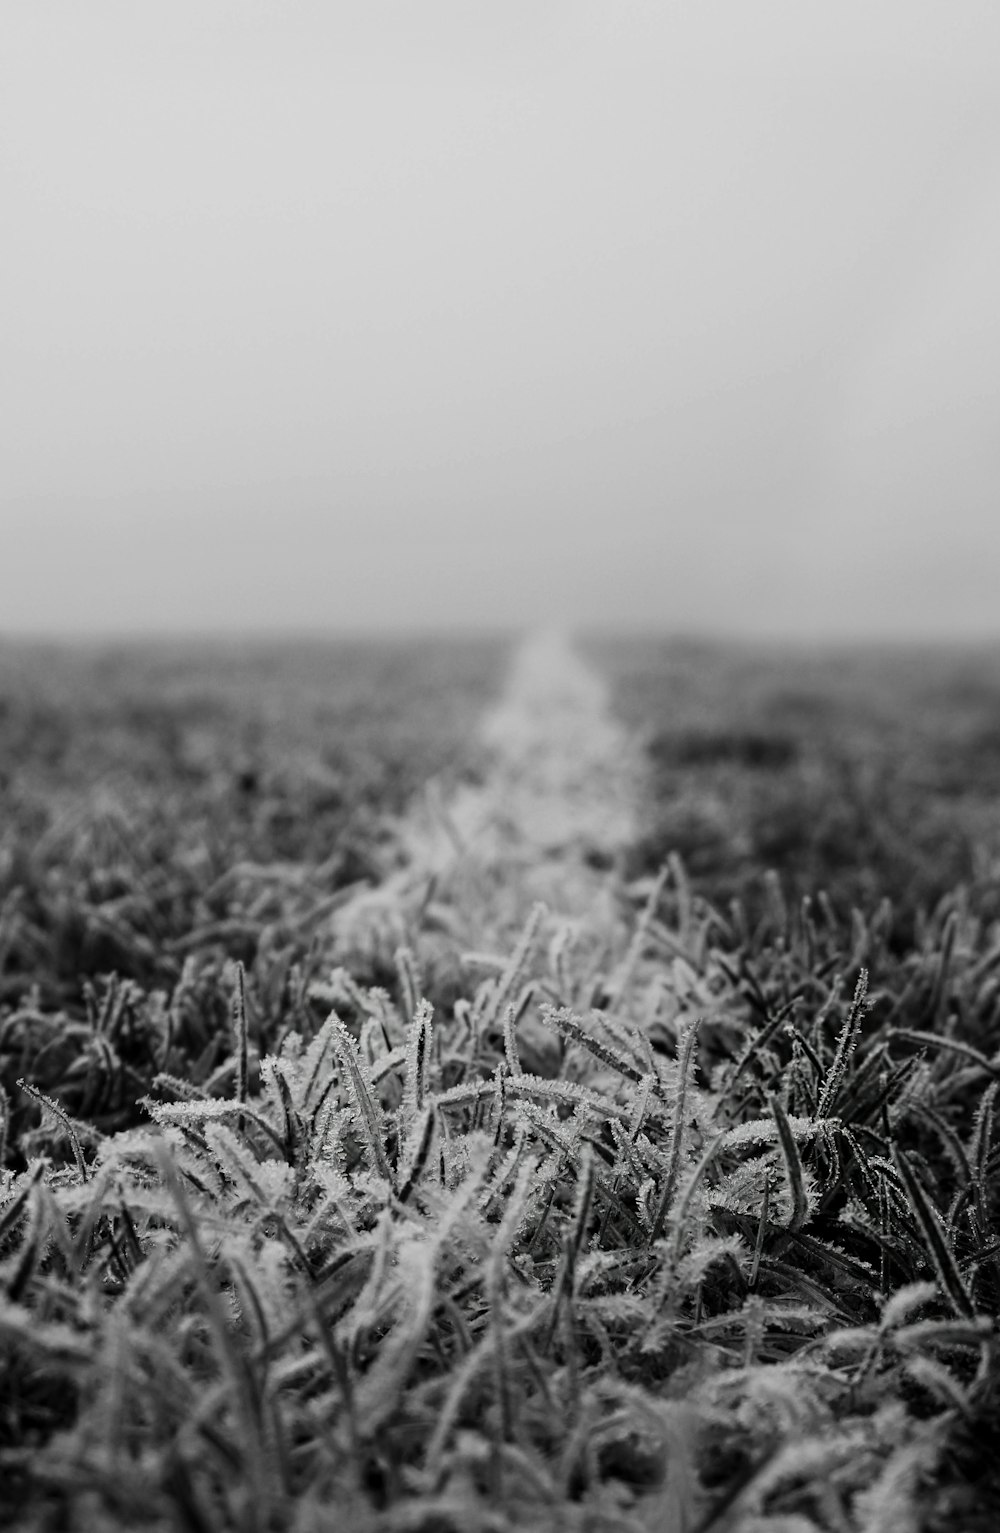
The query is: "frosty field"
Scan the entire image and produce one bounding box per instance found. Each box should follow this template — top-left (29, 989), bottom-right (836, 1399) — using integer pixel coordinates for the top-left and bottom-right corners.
top-left (2, 631), bottom-right (999, 1532)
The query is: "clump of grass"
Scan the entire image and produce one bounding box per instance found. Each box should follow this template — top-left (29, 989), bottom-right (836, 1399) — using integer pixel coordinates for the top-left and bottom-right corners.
top-left (2, 879), bottom-right (998, 1529)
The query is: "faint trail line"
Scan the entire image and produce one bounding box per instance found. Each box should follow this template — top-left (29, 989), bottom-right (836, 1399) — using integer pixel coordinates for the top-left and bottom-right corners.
top-left (331, 628), bottom-right (646, 962)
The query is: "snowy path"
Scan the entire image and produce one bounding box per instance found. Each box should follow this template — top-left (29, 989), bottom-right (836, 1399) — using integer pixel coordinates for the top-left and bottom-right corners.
top-left (331, 628), bottom-right (646, 970)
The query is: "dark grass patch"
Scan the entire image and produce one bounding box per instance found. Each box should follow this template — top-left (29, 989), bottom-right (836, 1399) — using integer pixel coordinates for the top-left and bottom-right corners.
top-left (585, 634), bottom-right (1000, 942)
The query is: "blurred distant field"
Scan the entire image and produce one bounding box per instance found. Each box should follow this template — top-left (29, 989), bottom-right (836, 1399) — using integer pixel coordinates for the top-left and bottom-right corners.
top-left (0, 637), bottom-right (508, 978)
top-left (585, 635), bottom-right (1000, 942)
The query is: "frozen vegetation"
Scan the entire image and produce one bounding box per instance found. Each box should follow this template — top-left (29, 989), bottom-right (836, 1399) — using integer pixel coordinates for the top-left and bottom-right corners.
top-left (2, 631), bottom-right (999, 1530)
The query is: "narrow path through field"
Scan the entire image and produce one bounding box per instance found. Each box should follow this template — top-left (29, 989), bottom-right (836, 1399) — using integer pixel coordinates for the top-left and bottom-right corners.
top-left (332, 628), bottom-right (646, 971)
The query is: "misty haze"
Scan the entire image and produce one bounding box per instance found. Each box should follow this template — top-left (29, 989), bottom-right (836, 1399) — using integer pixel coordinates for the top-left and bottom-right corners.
top-left (3, 1), bottom-right (1000, 638)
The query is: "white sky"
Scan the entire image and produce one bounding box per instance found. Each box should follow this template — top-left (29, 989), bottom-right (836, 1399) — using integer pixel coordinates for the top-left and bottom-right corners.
top-left (2, 1), bottom-right (999, 638)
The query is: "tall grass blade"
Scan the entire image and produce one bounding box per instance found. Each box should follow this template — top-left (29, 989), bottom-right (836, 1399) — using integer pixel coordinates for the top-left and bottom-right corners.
top-left (815, 969), bottom-right (870, 1121)
top-left (650, 1016), bottom-right (701, 1242)
top-left (233, 960), bottom-right (249, 1133)
top-left (890, 1142), bottom-right (975, 1318)
top-left (770, 1094), bottom-right (811, 1232)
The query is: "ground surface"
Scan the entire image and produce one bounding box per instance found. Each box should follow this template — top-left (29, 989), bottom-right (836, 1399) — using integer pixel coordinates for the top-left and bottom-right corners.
top-left (1, 631), bottom-right (999, 1531)
top-left (585, 633), bottom-right (1000, 936)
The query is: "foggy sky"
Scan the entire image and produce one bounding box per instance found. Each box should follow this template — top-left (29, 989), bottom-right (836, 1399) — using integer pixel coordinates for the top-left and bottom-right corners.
top-left (3, 2), bottom-right (1000, 639)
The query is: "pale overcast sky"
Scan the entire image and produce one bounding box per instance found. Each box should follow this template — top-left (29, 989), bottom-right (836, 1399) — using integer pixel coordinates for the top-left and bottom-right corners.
top-left (3, 2), bottom-right (999, 638)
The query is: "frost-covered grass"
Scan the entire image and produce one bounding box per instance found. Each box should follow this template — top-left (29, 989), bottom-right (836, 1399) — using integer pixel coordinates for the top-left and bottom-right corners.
top-left (2, 635), bottom-right (999, 1530)
top-left (585, 634), bottom-right (1000, 943)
